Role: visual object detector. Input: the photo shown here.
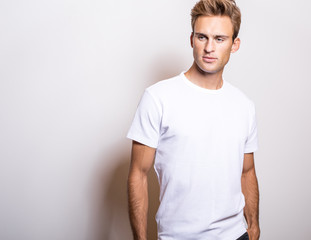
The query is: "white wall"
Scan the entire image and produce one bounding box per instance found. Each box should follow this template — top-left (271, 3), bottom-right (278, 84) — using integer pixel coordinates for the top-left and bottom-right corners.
top-left (0, 0), bottom-right (310, 239)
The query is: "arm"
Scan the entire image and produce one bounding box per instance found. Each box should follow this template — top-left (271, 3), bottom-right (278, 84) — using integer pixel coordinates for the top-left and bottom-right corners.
top-left (127, 140), bottom-right (156, 240)
top-left (241, 152), bottom-right (260, 240)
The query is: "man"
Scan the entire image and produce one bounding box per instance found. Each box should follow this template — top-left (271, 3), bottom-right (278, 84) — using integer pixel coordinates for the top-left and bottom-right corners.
top-left (127, 0), bottom-right (260, 239)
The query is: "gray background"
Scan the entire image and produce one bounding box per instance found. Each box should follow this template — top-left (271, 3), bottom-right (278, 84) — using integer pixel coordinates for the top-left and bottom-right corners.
top-left (1, 0), bottom-right (310, 239)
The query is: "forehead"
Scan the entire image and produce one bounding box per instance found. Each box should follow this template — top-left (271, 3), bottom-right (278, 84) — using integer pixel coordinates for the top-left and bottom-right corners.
top-left (194, 15), bottom-right (234, 36)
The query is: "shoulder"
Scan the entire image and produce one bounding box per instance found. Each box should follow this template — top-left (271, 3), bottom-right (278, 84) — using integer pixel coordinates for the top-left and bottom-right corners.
top-left (225, 81), bottom-right (256, 108)
top-left (145, 74), bottom-right (182, 97)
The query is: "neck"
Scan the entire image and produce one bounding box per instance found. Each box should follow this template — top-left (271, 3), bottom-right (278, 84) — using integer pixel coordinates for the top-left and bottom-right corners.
top-left (184, 63), bottom-right (224, 90)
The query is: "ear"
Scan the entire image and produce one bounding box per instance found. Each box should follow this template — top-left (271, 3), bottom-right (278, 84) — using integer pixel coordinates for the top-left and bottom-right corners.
top-left (190, 32), bottom-right (194, 48)
top-left (231, 37), bottom-right (240, 53)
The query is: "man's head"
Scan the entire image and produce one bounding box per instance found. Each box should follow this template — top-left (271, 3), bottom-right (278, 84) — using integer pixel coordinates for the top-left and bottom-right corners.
top-left (191, 0), bottom-right (241, 41)
top-left (189, 0), bottom-right (241, 75)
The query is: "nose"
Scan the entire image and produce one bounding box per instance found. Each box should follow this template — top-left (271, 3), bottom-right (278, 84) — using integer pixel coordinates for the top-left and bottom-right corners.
top-left (204, 39), bottom-right (215, 53)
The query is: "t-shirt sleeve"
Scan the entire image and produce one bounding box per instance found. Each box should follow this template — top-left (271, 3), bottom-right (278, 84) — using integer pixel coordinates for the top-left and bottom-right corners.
top-left (126, 90), bottom-right (161, 149)
top-left (244, 101), bottom-right (258, 153)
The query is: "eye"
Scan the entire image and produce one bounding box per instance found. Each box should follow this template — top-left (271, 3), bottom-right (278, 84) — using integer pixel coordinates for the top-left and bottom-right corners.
top-left (198, 35), bottom-right (206, 41)
top-left (216, 38), bottom-right (224, 42)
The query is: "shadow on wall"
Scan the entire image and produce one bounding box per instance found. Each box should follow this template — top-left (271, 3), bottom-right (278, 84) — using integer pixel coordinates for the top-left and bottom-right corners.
top-left (86, 58), bottom-right (188, 239)
top-left (86, 143), bottom-right (160, 240)
top-left (148, 50), bottom-right (190, 85)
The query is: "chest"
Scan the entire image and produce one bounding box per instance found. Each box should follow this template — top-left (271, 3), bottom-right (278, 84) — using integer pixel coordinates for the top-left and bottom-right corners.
top-left (160, 96), bottom-right (249, 143)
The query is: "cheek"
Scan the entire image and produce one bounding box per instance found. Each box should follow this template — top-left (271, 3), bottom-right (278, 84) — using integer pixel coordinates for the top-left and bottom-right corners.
top-left (193, 45), bottom-right (201, 57)
top-left (219, 46), bottom-right (232, 59)
top-left (193, 41), bottom-right (204, 51)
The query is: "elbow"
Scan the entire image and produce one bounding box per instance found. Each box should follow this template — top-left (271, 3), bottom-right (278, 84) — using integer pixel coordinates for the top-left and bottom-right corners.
top-left (128, 168), bottom-right (148, 187)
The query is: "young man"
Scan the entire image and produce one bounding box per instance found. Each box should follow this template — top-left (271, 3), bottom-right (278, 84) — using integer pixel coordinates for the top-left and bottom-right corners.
top-left (127, 0), bottom-right (260, 239)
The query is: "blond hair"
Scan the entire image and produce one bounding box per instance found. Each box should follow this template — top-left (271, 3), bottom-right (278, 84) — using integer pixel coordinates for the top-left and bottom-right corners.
top-left (191, 0), bottom-right (241, 40)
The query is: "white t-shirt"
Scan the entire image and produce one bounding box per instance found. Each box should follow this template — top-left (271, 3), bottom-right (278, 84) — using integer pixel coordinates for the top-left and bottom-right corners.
top-left (127, 72), bottom-right (258, 240)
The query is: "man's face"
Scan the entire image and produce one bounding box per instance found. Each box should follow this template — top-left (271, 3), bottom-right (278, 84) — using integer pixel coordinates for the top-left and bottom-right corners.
top-left (191, 15), bottom-right (240, 74)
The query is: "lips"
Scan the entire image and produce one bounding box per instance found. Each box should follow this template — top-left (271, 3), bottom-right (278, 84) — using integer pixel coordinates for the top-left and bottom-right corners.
top-left (203, 56), bottom-right (217, 63)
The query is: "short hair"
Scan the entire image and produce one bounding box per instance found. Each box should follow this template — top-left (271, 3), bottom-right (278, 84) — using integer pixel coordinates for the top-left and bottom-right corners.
top-left (191, 0), bottom-right (241, 40)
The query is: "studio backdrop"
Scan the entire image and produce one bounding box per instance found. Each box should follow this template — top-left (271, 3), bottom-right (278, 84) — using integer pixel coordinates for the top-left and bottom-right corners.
top-left (0, 0), bottom-right (310, 239)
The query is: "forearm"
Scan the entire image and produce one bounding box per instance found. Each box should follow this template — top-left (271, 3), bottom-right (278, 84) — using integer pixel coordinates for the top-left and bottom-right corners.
top-left (241, 167), bottom-right (260, 238)
top-left (127, 171), bottom-right (149, 240)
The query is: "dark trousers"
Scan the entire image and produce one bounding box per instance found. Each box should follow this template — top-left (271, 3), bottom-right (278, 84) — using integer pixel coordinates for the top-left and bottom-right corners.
top-left (236, 232), bottom-right (249, 240)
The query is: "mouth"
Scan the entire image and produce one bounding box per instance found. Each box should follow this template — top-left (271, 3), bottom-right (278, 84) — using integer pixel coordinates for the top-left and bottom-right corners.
top-left (202, 56), bottom-right (217, 63)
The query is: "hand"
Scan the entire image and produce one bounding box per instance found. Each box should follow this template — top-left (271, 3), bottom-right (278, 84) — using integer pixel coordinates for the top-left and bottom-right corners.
top-left (247, 225), bottom-right (260, 240)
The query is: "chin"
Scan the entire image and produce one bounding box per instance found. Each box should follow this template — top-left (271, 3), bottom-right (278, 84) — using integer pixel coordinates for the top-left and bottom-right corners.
top-left (198, 65), bottom-right (219, 74)
top-left (194, 60), bottom-right (218, 74)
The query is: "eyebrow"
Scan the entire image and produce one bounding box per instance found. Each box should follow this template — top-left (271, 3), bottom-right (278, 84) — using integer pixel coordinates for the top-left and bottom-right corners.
top-left (194, 32), bottom-right (230, 39)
